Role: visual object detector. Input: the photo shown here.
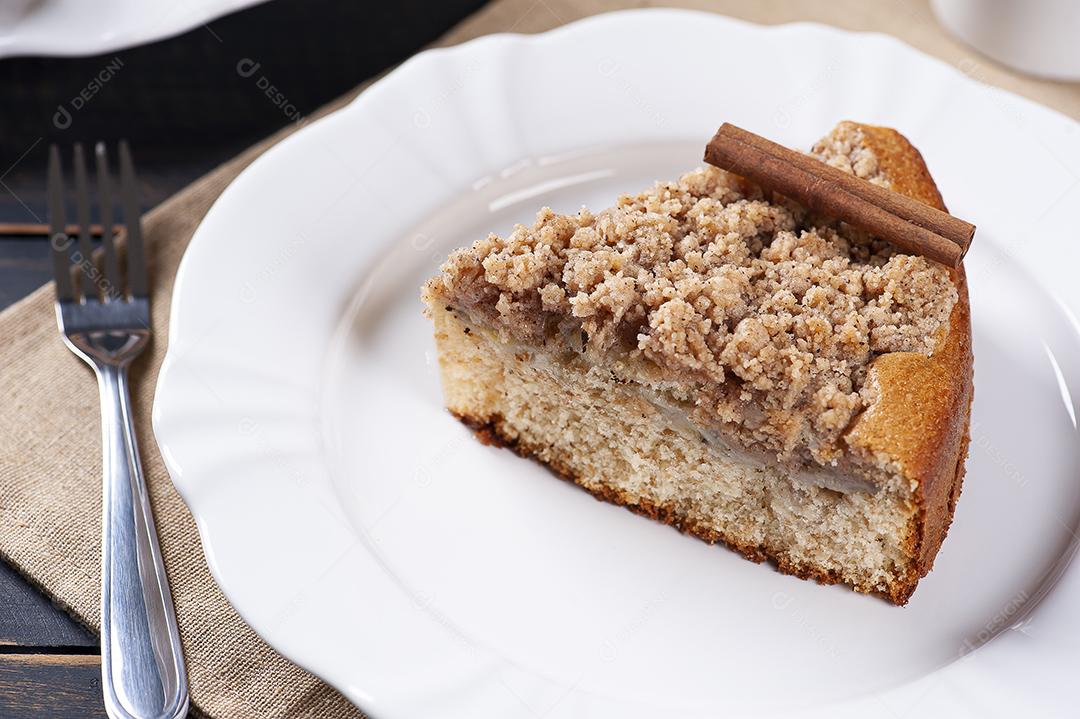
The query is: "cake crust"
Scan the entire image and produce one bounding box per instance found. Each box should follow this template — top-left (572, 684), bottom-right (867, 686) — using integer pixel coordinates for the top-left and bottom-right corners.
top-left (843, 124), bottom-right (973, 602)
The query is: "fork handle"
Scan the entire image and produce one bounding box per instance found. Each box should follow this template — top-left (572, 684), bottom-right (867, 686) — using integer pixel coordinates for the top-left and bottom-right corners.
top-left (96, 363), bottom-right (189, 719)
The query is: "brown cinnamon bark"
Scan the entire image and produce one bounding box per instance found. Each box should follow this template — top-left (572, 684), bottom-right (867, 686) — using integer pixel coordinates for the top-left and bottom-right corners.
top-left (704, 123), bottom-right (974, 268)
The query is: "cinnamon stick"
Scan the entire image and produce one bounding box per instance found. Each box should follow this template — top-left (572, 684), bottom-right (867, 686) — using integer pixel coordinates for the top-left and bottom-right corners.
top-left (703, 123), bottom-right (974, 268)
top-left (719, 123), bottom-right (974, 252)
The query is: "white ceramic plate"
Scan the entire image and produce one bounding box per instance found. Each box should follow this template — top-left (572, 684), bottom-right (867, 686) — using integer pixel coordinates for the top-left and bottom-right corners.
top-left (154, 10), bottom-right (1080, 718)
top-left (0, 0), bottom-right (266, 59)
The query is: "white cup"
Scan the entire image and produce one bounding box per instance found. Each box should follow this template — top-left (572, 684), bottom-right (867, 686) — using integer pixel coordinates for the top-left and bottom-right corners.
top-left (932, 0), bottom-right (1080, 81)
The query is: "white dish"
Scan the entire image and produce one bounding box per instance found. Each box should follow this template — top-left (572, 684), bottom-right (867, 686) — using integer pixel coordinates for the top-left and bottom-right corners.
top-left (0, 0), bottom-right (266, 59)
top-left (154, 10), bottom-right (1080, 718)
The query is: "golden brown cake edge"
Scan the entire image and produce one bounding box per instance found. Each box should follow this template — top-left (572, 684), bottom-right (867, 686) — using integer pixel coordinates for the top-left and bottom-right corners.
top-left (843, 123), bottom-right (974, 603)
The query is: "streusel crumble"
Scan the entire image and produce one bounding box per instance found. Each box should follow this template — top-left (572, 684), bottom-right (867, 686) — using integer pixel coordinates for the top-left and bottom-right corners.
top-left (424, 124), bottom-right (957, 467)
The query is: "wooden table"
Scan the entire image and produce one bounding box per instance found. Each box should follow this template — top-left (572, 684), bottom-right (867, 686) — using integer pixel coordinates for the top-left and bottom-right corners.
top-left (0, 0), bottom-right (485, 715)
top-left (0, 564), bottom-right (101, 718)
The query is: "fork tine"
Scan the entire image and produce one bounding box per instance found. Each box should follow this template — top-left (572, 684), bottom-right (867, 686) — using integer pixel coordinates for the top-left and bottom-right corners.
top-left (47, 145), bottom-right (74, 302)
top-left (72, 143), bottom-right (97, 300)
top-left (95, 143), bottom-right (121, 301)
top-left (118, 141), bottom-right (147, 298)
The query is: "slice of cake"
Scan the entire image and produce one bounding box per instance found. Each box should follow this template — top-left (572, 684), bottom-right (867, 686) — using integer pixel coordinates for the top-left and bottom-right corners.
top-left (421, 121), bottom-right (972, 604)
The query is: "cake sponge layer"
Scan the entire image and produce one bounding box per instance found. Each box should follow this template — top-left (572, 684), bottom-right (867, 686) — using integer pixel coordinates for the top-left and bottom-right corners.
top-left (430, 303), bottom-right (921, 602)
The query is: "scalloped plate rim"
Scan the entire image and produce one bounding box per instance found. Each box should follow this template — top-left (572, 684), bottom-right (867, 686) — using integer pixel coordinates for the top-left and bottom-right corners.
top-left (154, 9), bottom-right (1080, 718)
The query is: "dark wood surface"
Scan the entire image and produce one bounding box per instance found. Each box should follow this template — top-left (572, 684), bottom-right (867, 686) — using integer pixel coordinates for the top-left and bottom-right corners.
top-left (0, 563), bottom-right (95, 649)
top-left (0, 655), bottom-right (106, 719)
top-left (0, 0), bottom-right (486, 715)
top-left (0, 563), bottom-right (100, 718)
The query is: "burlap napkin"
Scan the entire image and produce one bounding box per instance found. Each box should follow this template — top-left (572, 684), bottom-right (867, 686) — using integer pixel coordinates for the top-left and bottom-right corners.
top-left (1, 1), bottom-right (1076, 717)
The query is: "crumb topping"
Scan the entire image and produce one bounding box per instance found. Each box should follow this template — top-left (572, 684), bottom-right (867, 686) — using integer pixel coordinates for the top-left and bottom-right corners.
top-left (810, 123), bottom-right (892, 186)
top-left (424, 123), bottom-right (958, 466)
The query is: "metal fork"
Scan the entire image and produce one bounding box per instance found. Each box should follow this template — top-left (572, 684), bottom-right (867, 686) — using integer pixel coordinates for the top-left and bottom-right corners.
top-left (48, 142), bottom-right (189, 719)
